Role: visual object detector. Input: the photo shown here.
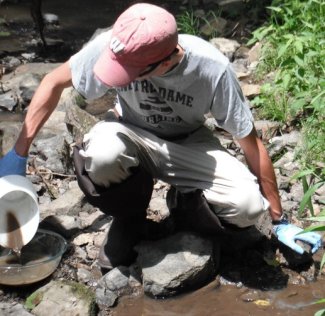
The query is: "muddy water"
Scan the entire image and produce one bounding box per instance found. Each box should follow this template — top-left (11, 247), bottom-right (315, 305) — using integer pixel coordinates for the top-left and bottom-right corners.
top-left (114, 277), bottom-right (325, 316)
top-left (5, 211), bottom-right (23, 252)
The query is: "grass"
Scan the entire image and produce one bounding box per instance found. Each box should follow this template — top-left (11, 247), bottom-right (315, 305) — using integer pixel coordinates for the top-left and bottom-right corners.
top-left (176, 9), bottom-right (222, 39)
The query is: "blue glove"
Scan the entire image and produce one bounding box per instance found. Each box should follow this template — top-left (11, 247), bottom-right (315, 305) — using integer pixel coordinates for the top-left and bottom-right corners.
top-left (0, 148), bottom-right (27, 177)
top-left (274, 216), bottom-right (322, 255)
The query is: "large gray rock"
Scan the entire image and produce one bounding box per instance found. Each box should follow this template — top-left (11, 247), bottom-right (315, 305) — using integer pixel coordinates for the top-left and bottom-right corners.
top-left (135, 232), bottom-right (216, 298)
top-left (32, 133), bottom-right (73, 174)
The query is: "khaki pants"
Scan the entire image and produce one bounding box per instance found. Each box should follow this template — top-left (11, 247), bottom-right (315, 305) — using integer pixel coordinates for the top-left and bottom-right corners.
top-left (79, 117), bottom-right (269, 228)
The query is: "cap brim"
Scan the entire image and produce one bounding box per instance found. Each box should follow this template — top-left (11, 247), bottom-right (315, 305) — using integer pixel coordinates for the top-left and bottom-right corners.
top-left (93, 49), bottom-right (142, 87)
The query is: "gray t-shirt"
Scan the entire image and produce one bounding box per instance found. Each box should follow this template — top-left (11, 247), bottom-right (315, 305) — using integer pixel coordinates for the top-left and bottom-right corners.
top-left (69, 31), bottom-right (253, 139)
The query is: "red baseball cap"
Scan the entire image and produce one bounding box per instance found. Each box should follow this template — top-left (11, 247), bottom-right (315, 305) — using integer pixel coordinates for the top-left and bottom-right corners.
top-left (93, 3), bottom-right (178, 87)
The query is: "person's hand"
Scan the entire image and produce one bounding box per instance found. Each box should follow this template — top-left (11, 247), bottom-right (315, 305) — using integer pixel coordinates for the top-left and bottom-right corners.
top-left (0, 148), bottom-right (27, 177)
top-left (273, 216), bottom-right (322, 255)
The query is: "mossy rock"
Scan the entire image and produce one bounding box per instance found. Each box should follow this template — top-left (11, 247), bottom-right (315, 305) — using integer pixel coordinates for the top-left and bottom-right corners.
top-left (25, 280), bottom-right (97, 316)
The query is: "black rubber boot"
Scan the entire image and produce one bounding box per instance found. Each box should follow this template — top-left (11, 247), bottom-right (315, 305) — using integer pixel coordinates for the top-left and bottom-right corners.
top-left (167, 187), bottom-right (225, 236)
top-left (98, 217), bottom-right (143, 269)
top-left (73, 145), bottom-right (154, 269)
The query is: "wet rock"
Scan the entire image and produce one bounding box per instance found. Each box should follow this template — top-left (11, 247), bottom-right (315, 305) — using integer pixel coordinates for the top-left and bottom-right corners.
top-left (27, 280), bottom-right (97, 316)
top-left (135, 232), bottom-right (216, 298)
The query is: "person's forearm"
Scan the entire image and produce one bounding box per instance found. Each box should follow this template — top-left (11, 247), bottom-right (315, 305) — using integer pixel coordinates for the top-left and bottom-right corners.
top-left (15, 62), bottom-right (72, 156)
top-left (237, 128), bottom-right (283, 221)
top-left (248, 141), bottom-right (282, 221)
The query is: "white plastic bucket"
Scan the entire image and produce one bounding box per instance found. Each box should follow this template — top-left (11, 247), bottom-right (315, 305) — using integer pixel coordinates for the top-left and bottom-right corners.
top-left (0, 175), bottom-right (39, 250)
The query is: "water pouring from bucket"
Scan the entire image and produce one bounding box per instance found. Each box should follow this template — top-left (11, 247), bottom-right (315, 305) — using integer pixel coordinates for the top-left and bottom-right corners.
top-left (0, 175), bottom-right (39, 252)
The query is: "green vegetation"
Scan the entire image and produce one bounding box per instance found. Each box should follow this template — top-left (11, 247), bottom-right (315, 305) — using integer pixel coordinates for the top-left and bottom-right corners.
top-left (248, 4), bottom-right (324, 313)
top-left (176, 9), bottom-right (222, 38)
top-left (177, 10), bottom-right (201, 36)
top-left (248, 0), bottom-right (325, 170)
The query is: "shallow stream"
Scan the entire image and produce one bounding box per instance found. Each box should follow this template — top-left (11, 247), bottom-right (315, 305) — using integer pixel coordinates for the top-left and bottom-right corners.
top-left (114, 277), bottom-right (325, 316)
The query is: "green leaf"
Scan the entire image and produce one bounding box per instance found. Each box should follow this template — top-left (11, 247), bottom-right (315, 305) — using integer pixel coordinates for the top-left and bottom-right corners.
top-left (294, 40), bottom-right (304, 53)
top-left (311, 90), bottom-right (325, 105)
top-left (294, 55), bottom-right (305, 67)
top-left (315, 299), bottom-right (325, 305)
top-left (301, 224), bottom-right (325, 233)
top-left (291, 98), bottom-right (306, 113)
top-left (281, 73), bottom-right (291, 89)
top-left (267, 6), bottom-right (282, 12)
top-left (278, 38), bottom-right (294, 58)
top-left (302, 20), bottom-right (314, 29)
top-left (314, 309), bottom-right (325, 316)
top-left (291, 169), bottom-right (314, 181)
top-left (297, 67), bottom-right (305, 79)
top-left (299, 182), bottom-right (323, 216)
